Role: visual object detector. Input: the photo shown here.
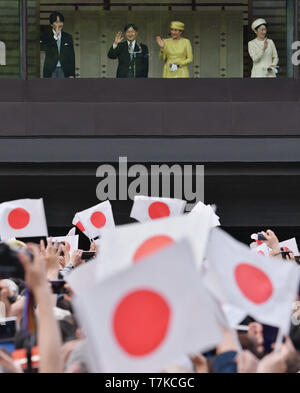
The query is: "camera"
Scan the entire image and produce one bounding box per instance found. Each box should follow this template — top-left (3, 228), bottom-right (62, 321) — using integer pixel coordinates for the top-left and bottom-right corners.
top-left (0, 242), bottom-right (24, 279)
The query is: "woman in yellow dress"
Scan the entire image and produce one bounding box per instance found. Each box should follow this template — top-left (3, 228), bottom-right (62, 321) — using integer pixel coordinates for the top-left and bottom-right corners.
top-left (156, 21), bottom-right (193, 78)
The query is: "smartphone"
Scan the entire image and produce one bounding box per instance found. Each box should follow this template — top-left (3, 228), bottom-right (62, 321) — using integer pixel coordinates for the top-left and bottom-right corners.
top-left (281, 251), bottom-right (291, 260)
top-left (0, 317), bottom-right (17, 353)
top-left (81, 251), bottom-right (96, 261)
top-left (294, 256), bottom-right (300, 264)
top-left (263, 324), bottom-right (279, 354)
top-left (257, 233), bottom-right (267, 241)
top-left (50, 280), bottom-right (68, 295)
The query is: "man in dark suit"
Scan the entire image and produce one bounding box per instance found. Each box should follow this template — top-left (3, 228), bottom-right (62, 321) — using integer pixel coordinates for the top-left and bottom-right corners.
top-left (108, 24), bottom-right (148, 78)
top-left (40, 12), bottom-right (75, 78)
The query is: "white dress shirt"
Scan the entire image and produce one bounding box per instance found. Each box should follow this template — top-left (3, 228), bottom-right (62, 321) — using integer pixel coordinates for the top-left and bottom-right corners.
top-left (53, 29), bottom-right (62, 67)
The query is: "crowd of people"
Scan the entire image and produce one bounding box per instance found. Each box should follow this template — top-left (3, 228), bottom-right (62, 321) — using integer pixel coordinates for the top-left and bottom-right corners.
top-left (0, 198), bottom-right (299, 374)
top-left (37, 11), bottom-right (279, 79)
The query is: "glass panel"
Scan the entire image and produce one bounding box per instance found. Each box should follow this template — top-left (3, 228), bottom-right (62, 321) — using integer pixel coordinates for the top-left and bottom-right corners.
top-left (0, 0), bottom-right (20, 78)
top-left (35, 1), bottom-right (294, 78)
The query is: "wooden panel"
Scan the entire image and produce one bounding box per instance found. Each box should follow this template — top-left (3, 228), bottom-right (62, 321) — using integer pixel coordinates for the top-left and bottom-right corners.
top-left (226, 11), bottom-right (244, 77)
top-left (0, 0), bottom-right (20, 78)
top-left (57, 10), bottom-right (243, 78)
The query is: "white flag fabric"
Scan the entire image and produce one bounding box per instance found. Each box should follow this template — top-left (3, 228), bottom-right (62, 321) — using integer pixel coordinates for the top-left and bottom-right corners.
top-left (0, 198), bottom-right (48, 241)
top-left (130, 195), bottom-right (186, 222)
top-left (206, 228), bottom-right (300, 332)
top-left (190, 201), bottom-right (220, 227)
top-left (73, 240), bottom-right (222, 373)
top-left (96, 207), bottom-right (213, 281)
top-left (66, 227), bottom-right (76, 237)
top-left (250, 237), bottom-right (299, 257)
top-left (48, 235), bottom-right (79, 256)
top-left (72, 201), bottom-right (115, 239)
top-left (251, 242), bottom-right (269, 257)
top-left (66, 258), bottom-right (99, 295)
top-left (222, 304), bottom-right (247, 329)
top-left (279, 238), bottom-right (299, 256)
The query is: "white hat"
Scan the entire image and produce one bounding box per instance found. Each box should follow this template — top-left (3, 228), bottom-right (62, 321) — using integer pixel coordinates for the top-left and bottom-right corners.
top-left (251, 18), bottom-right (267, 32)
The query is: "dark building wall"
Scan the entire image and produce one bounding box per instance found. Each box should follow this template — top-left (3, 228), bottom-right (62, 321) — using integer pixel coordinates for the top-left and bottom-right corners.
top-left (0, 78), bottom-right (299, 244)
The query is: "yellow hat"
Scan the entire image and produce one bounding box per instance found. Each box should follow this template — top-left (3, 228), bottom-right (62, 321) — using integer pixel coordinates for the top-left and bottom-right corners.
top-left (170, 21), bottom-right (185, 31)
top-left (251, 18), bottom-right (267, 32)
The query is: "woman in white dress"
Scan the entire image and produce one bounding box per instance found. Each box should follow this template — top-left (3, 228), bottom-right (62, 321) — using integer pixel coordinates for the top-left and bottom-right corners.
top-left (248, 18), bottom-right (279, 78)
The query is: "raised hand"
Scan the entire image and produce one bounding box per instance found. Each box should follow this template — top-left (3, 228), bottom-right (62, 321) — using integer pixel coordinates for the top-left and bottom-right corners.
top-left (89, 241), bottom-right (99, 255)
top-left (156, 36), bottom-right (165, 49)
top-left (40, 238), bottom-right (61, 279)
top-left (189, 353), bottom-right (208, 373)
top-left (260, 229), bottom-right (280, 254)
top-left (114, 31), bottom-right (124, 46)
top-left (70, 249), bottom-right (84, 268)
top-left (263, 39), bottom-right (268, 51)
top-left (19, 243), bottom-right (48, 292)
top-left (235, 350), bottom-right (259, 373)
top-left (58, 241), bottom-right (71, 269)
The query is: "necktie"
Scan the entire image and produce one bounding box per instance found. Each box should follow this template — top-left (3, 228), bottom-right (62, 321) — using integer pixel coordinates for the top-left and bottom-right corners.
top-left (57, 35), bottom-right (61, 53)
top-left (128, 42), bottom-right (133, 60)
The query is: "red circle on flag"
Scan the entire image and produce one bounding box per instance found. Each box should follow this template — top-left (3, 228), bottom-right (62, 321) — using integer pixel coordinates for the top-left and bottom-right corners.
top-left (258, 251), bottom-right (265, 256)
top-left (66, 242), bottom-right (71, 251)
top-left (148, 202), bottom-right (170, 219)
top-left (133, 235), bottom-right (174, 263)
top-left (234, 263), bottom-right (273, 304)
top-left (8, 208), bottom-right (30, 229)
top-left (282, 247), bottom-right (291, 252)
top-left (90, 211), bottom-right (106, 228)
top-left (76, 221), bottom-right (85, 232)
top-left (113, 289), bottom-right (171, 356)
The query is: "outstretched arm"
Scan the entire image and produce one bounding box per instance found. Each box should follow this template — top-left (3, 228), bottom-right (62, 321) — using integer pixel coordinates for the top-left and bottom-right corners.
top-left (19, 244), bottom-right (63, 373)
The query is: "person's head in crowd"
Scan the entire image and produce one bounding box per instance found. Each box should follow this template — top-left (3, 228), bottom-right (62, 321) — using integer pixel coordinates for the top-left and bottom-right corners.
top-left (49, 11), bottom-right (65, 33)
top-left (124, 23), bottom-right (138, 42)
top-left (170, 21), bottom-right (184, 40)
top-left (0, 278), bottom-right (18, 301)
top-left (9, 278), bottom-right (26, 296)
top-left (251, 18), bottom-right (268, 40)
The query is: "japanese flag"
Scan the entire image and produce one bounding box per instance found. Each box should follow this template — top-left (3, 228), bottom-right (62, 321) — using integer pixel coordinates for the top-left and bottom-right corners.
top-left (130, 195), bottom-right (186, 223)
top-left (48, 235), bottom-right (79, 256)
top-left (250, 237), bottom-right (299, 256)
top-left (96, 207), bottom-right (213, 281)
top-left (0, 198), bottom-right (48, 241)
top-left (279, 238), bottom-right (299, 255)
top-left (190, 201), bottom-right (220, 227)
top-left (72, 201), bottom-right (115, 240)
top-left (73, 240), bottom-right (222, 373)
top-left (206, 228), bottom-right (300, 333)
top-left (251, 242), bottom-right (269, 257)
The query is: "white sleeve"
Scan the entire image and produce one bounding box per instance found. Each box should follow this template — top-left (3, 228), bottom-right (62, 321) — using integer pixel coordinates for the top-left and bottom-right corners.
top-left (248, 41), bottom-right (264, 63)
top-left (271, 40), bottom-right (279, 67)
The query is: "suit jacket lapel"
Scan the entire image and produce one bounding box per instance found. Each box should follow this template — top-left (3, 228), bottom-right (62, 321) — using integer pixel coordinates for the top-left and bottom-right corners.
top-left (60, 32), bottom-right (65, 49)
